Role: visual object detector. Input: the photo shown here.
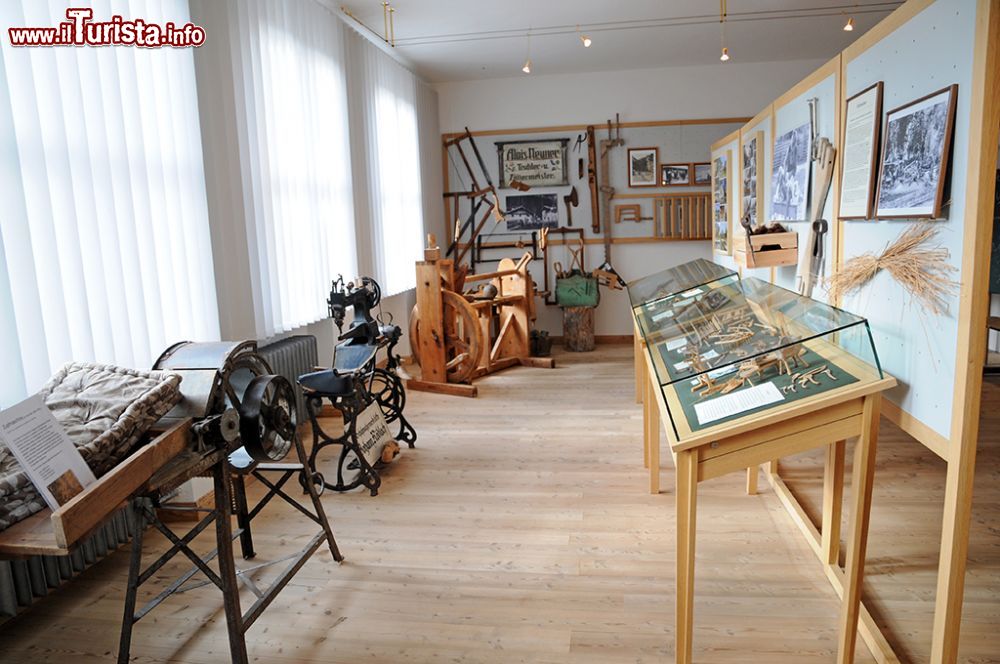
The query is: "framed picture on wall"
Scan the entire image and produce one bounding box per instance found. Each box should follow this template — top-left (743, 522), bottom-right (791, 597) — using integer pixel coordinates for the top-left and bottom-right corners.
top-left (693, 162), bottom-right (712, 186)
top-left (771, 121), bottom-right (812, 222)
top-left (741, 130), bottom-right (764, 229)
top-left (497, 139), bottom-right (569, 189)
top-left (839, 82), bottom-right (883, 219)
top-left (628, 147), bottom-right (659, 187)
top-left (875, 84), bottom-right (958, 219)
top-left (661, 163), bottom-right (691, 186)
top-left (712, 152), bottom-right (731, 255)
top-left (505, 193), bottom-right (559, 230)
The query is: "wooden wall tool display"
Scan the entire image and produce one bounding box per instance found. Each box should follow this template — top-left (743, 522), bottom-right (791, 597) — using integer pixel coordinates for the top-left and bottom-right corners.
top-left (408, 238), bottom-right (555, 397)
top-left (444, 128), bottom-right (505, 272)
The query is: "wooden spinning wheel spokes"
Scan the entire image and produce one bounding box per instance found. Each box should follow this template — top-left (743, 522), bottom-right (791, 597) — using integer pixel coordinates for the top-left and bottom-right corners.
top-left (409, 289), bottom-right (484, 384)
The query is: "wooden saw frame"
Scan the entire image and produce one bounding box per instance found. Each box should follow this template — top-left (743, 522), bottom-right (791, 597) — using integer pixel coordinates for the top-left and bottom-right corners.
top-left (408, 237), bottom-right (555, 398)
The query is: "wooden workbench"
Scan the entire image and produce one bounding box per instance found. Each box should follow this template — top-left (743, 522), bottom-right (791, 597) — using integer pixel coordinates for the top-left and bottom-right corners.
top-left (634, 319), bottom-right (896, 663)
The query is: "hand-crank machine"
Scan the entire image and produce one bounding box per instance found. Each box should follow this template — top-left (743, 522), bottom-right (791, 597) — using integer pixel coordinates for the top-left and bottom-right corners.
top-left (407, 235), bottom-right (555, 398)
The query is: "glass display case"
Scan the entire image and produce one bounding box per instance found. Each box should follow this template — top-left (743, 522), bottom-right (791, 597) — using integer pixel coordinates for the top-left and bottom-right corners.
top-left (629, 262), bottom-right (884, 442)
top-left (627, 258), bottom-right (739, 311)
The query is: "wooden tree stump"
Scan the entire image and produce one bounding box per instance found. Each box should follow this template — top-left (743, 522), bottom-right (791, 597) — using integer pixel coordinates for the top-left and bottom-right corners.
top-left (562, 306), bottom-right (596, 352)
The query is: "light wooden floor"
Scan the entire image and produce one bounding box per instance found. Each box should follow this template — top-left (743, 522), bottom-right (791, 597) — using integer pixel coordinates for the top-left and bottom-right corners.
top-left (0, 345), bottom-right (996, 663)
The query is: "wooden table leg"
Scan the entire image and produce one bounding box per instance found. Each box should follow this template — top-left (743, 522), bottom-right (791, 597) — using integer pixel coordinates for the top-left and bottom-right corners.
top-left (634, 331), bottom-right (643, 404)
top-left (822, 440), bottom-right (846, 566)
top-left (645, 376), bottom-right (660, 494)
top-left (837, 395), bottom-right (881, 664)
top-left (745, 465), bottom-right (758, 495)
top-left (675, 450), bottom-right (697, 664)
top-left (642, 371), bottom-right (650, 469)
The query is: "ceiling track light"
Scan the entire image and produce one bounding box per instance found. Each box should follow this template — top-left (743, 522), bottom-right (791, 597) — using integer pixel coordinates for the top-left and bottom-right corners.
top-left (577, 24), bottom-right (592, 48)
top-left (718, 0), bottom-right (730, 62)
top-left (522, 30), bottom-right (532, 74)
top-left (843, 1), bottom-right (857, 32)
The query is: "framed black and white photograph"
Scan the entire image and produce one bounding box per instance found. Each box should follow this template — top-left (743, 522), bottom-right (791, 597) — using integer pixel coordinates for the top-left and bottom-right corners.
top-left (875, 84), bottom-right (958, 219)
top-left (497, 139), bottom-right (569, 189)
top-left (693, 162), bottom-right (711, 186)
top-left (505, 193), bottom-right (559, 230)
top-left (628, 147), bottom-right (658, 187)
top-left (661, 163), bottom-right (691, 186)
top-left (741, 131), bottom-right (763, 229)
top-left (839, 82), bottom-right (883, 219)
top-left (771, 122), bottom-right (811, 222)
top-left (712, 152), bottom-right (731, 255)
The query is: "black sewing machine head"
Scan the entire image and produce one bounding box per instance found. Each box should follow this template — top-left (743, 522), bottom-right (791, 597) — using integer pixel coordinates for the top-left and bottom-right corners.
top-left (328, 275), bottom-right (381, 333)
top-left (328, 276), bottom-right (387, 373)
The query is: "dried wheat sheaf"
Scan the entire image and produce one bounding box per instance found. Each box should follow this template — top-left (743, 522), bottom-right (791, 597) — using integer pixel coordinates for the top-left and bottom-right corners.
top-left (826, 223), bottom-right (959, 315)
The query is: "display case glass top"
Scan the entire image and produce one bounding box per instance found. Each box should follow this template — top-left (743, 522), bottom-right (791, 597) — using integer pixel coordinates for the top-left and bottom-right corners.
top-left (626, 258), bottom-right (738, 310)
top-left (630, 263), bottom-right (885, 444)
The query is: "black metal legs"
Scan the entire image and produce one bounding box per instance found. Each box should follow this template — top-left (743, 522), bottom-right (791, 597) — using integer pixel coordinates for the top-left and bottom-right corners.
top-left (116, 446), bottom-right (340, 664)
top-left (117, 503), bottom-right (146, 664)
top-left (306, 395), bottom-right (382, 496)
top-left (368, 367), bottom-right (417, 448)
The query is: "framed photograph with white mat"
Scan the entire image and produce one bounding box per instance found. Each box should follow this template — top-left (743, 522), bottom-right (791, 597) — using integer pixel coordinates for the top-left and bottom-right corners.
top-left (874, 84), bottom-right (958, 219)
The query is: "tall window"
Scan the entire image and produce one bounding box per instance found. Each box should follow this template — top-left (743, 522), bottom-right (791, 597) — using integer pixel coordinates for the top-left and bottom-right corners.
top-left (0, 1), bottom-right (220, 407)
top-left (224, 0), bottom-right (356, 337)
top-left (350, 31), bottom-right (425, 296)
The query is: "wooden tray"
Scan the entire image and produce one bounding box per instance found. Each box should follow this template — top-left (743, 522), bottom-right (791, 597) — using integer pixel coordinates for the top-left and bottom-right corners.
top-left (740, 231), bottom-right (798, 268)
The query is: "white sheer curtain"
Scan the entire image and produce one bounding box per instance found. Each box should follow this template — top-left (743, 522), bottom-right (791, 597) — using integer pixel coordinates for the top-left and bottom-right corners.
top-left (223, 0), bottom-right (356, 338)
top-left (0, 0), bottom-right (220, 407)
top-left (348, 30), bottom-right (425, 297)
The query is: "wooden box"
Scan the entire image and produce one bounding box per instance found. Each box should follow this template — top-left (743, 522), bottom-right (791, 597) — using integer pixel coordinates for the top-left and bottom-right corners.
top-left (739, 231), bottom-right (798, 268)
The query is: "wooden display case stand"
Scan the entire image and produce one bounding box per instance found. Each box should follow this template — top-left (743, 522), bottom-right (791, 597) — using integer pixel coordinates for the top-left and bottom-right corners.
top-left (638, 341), bottom-right (895, 663)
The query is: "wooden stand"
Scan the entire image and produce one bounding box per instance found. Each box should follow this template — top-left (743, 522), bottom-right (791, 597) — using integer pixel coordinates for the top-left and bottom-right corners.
top-left (562, 306), bottom-right (596, 352)
top-left (409, 239), bottom-right (554, 397)
top-left (636, 327), bottom-right (896, 663)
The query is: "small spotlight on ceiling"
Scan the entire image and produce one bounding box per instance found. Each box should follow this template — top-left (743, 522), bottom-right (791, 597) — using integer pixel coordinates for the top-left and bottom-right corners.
top-left (720, 47), bottom-right (730, 62)
top-left (843, 16), bottom-right (855, 31)
top-left (522, 58), bottom-right (532, 74)
top-left (580, 34), bottom-right (592, 47)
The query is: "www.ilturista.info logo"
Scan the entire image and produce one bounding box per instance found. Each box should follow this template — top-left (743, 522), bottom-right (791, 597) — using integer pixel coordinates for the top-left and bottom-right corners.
top-left (7, 8), bottom-right (205, 48)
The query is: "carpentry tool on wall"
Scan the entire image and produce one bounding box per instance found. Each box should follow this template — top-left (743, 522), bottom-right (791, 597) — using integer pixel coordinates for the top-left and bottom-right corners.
top-left (539, 226), bottom-right (585, 305)
top-left (586, 125), bottom-right (599, 232)
top-left (614, 203), bottom-right (654, 224)
top-left (597, 114), bottom-right (625, 287)
top-left (563, 186), bottom-right (579, 226)
top-left (796, 98), bottom-right (837, 298)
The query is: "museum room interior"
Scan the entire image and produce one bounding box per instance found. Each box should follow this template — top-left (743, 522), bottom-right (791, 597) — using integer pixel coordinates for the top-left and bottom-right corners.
top-left (0, 0), bottom-right (998, 662)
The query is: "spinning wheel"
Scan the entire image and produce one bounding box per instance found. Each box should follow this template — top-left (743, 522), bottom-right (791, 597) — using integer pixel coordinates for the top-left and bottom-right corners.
top-left (409, 289), bottom-right (484, 384)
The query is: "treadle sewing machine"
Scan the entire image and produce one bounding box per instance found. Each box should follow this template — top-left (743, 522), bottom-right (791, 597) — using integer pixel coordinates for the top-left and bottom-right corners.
top-left (298, 276), bottom-right (417, 496)
top-left (0, 340), bottom-right (342, 664)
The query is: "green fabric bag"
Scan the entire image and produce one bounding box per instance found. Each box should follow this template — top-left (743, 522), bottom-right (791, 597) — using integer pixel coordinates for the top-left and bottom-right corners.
top-left (555, 271), bottom-right (600, 308)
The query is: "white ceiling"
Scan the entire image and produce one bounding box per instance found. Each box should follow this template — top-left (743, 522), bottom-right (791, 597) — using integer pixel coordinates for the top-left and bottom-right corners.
top-left (339, 0), bottom-right (902, 82)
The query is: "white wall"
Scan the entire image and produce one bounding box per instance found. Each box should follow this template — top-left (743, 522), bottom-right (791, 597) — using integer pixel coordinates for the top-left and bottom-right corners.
top-left (435, 57), bottom-right (825, 336)
top-left (436, 59), bottom-right (826, 133)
